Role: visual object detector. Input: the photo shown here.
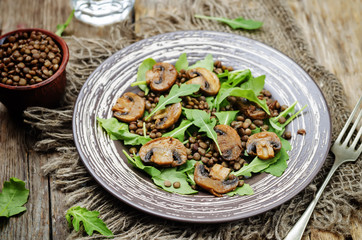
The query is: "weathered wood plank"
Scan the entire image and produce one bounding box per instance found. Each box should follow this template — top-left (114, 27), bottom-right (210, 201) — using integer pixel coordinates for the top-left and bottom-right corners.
top-left (50, 178), bottom-right (70, 240)
top-left (0, 104), bottom-right (50, 240)
top-left (287, 0), bottom-right (361, 111)
top-left (0, 0), bottom-right (120, 40)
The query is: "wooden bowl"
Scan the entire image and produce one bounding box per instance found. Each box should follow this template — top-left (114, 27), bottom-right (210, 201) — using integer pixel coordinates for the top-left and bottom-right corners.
top-left (0, 28), bottom-right (69, 113)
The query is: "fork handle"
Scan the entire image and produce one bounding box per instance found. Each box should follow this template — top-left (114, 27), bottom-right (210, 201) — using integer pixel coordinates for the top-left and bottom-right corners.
top-left (284, 159), bottom-right (342, 240)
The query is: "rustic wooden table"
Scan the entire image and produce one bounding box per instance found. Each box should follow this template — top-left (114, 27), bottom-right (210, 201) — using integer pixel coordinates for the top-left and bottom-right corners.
top-left (0, 0), bottom-right (361, 239)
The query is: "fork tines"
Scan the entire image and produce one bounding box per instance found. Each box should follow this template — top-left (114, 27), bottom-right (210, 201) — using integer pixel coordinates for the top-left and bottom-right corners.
top-left (335, 97), bottom-right (362, 151)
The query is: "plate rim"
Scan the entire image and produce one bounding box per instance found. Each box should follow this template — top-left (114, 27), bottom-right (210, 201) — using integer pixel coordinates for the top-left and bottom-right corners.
top-left (72, 30), bottom-right (332, 223)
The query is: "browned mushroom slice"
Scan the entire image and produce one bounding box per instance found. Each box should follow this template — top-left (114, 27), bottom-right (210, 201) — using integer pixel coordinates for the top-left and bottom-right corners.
top-left (209, 164), bottom-right (231, 181)
top-left (145, 62), bottom-right (177, 92)
top-left (152, 103), bottom-right (182, 130)
top-left (112, 92), bottom-right (145, 123)
top-left (185, 67), bottom-right (220, 96)
top-left (194, 162), bottom-right (238, 197)
top-left (234, 97), bottom-right (268, 120)
top-left (214, 124), bottom-right (243, 161)
top-left (139, 137), bottom-right (187, 167)
top-left (246, 132), bottom-right (282, 160)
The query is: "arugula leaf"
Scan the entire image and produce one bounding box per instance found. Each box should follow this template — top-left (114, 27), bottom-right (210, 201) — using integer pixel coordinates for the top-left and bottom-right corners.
top-left (65, 206), bottom-right (113, 236)
top-left (178, 160), bottom-right (197, 185)
top-left (214, 111), bottom-right (239, 125)
top-left (215, 70), bottom-right (269, 114)
top-left (123, 150), bottom-right (161, 177)
top-left (97, 117), bottom-right (151, 145)
top-left (0, 177), bottom-right (29, 217)
top-left (205, 96), bottom-right (215, 111)
top-left (263, 148), bottom-right (289, 177)
top-left (218, 69), bottom-right (252, 87)
top-left (195, 15), bottom-right (263, 30)
top-left (146, 84), bottom-right (200, 120)
top-left (135, 58), bottom-right (156, 95)
top-left (269, 101), bottom-right (297, 132)
top-left (175, 53), bottom-right (188, 72)
top-left (55, 9), bottom-right (75, 36)
top-left (175, 53), bottom-right (214, 72)
top-left (183, 109), bottom-right (222, 154)
top-left (233, 151), bottom-right (282, 177)
top-left (280, 136), bottom-right (292, 151)
top-left (214, 82), bottom-right (233, 111)
top-left (240, 75), bottom-right (265, 95)
top-left (217, 87), bottom-right (270, 114)
top-left (269, 102), bottom-right (307, 133)
top-left (162, 119), bottom-right (193, 141)
top-left (188, 53), bottom-right (214, 72)
top-left (152, 168), bottom-right (198, 195)
top-left (178, 160), bottom-right (197, 173)
top-left (226, 183), bottom-right (254, 196)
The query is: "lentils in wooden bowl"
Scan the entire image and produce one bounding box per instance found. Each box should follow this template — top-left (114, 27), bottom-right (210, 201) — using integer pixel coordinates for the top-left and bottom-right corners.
top-left (0, 28), bottom-right (69, 113)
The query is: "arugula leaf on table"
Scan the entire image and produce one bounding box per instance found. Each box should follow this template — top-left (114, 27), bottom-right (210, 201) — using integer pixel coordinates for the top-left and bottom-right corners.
top-left (132, 58), bottom-right (156, 95)
top-left (97, 117), bottom-right (151, 145)
top-left (183, 109), bottom-right (222, 154)
top-left (162, 119), bottom-right (193, 141)
top-left (152, 168), bottom-right (198, 195)
top-left (188, 53), bottom-right (214, 72)
top-left (214, 110), bottom-right (239, 125)
top-left (0, 177), bottom-right (29, 218)
top-left (226, 183), bottom-right (254, 196)
top-left (146, 84), bottom-right (200, 120)
top-left (175, 53), bottom-right (188, 72)
top-left (123, 150), bottom-right (161, 177)
top-left (55, 9), bottom-right (75, 36)
top-left (65, 206), bottom-right (113, 236)
top-left (195, 15), bottom-right (263, 30)
top-left (233, 151), bottom-right (282, 177)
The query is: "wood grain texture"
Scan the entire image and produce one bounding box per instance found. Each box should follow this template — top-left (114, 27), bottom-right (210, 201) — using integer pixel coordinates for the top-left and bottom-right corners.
top-left (0, 0), bottom-right (361, 239)
top-left (0, 107), bottom-right (50, 239)
top-left (49, 177), bottom-right (71, 240)
top-left (287, 0), bottom-right (362, 111)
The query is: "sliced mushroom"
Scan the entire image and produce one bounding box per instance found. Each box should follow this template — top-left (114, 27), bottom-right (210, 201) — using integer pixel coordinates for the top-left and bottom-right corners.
top-left (112, 92), bottom-right (145, 123)
top-left (139, 137), bottom-right (187, 167)
top-left (234, 97), bottom-right (268, 120)
top-left (209, 164), bottom-right (231, 181)
top-left (194, 162), bottom-right (238, 197)
top-left (186, 67), bottom-right (220, 96)
top-left (246, 132), bottom-right (282, 160)
top-left (152, 103), bottom-right (182, 130)
top-left (146, 62), bottom-right (177, 92)
top-left (214, 124), bottom-right (243, 161)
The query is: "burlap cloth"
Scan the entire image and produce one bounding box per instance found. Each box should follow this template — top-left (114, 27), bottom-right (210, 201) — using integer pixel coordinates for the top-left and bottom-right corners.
top-left (23, 0), bottom-right (361, 239)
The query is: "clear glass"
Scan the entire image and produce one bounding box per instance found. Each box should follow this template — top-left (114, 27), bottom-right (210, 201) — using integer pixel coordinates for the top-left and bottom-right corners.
top-left (71, 0), bottom-right (135, 26)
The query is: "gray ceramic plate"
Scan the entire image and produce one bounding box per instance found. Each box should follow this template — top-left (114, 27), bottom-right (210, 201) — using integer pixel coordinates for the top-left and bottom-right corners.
top-left (73, 31), bottom-right (331, 223)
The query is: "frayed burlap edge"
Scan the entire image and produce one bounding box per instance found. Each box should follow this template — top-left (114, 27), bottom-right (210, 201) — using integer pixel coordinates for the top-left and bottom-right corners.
top-left (23, 0), bottom-right (361, 239)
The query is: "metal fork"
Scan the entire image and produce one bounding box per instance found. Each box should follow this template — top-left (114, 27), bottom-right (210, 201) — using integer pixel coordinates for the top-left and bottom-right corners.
top-left (284, 96), bottom-right (362, 240)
